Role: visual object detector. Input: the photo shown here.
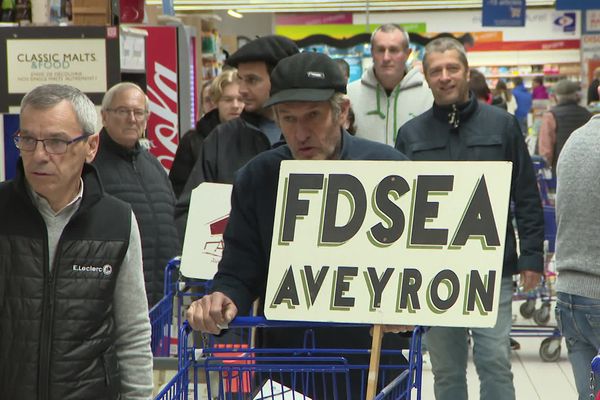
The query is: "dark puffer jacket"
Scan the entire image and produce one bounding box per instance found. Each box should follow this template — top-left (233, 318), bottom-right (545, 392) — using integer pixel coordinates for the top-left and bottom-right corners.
top-left (93, 129), bottom-right (180, 307)
top-left (0, 161), bottom-right (130, 400)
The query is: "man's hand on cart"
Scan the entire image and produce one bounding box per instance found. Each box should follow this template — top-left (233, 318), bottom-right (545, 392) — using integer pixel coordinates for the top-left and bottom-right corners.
top-left (186, 291), bottom-right (238, 334)
top-left (519, 270), bottom-right (543, 292)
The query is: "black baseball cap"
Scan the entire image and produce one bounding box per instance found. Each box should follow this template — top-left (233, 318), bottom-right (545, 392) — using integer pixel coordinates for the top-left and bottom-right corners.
top-left (225, 35), bottom-right (299, 68)
top-left (264, 52), bottom-right (347, 107)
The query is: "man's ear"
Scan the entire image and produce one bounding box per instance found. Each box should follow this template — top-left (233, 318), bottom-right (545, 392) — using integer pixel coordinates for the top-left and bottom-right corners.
top-left (85, 133), bottom-right (100, 163)
top-left (100, 110), bottom-right (108, 127)
top-left (339, 96), bottom-right (351, 124)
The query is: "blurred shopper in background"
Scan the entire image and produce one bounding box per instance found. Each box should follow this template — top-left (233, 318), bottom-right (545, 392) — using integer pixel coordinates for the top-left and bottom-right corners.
top-left (469, 69), bottom-right (506, 109)
top-left (538, 79), bottom-right (591, 176)
top-left (554, 113), bottom-right (600, 400)
top-left (494, 79), bottom-right (517, 115)
top-left (170, 69), bottom-right (244, 197)
top-left (94, 82), bottom-right (180, 307)
top-left (512, 76), bottom-right (533, 134)
top-left (348, 23), bottom-right (432, 145)
top-left (531, 76), bottom-right (550, 100)
top-left (587, 67), bottom-right (600, 105)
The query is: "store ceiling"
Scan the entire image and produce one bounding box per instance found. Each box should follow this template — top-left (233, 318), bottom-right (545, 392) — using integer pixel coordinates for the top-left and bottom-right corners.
top-left (146, 0), bottom-right (556, 13)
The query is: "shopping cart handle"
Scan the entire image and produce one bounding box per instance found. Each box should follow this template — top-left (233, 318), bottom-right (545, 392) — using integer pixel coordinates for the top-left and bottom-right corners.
top-left (224, 316), bottom-right (370, 329)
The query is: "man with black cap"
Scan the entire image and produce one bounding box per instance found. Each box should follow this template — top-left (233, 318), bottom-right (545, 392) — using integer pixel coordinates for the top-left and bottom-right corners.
top-left (186, 51), bottom-right (409, 398)
top-left (174, 35), bottom-right (299, 237)
top-left (538, 79), bottom-right (591, 176)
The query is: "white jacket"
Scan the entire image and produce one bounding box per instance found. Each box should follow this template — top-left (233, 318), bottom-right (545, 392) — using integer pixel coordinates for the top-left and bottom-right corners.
top-left (348, 67), bottom-right (433, 146)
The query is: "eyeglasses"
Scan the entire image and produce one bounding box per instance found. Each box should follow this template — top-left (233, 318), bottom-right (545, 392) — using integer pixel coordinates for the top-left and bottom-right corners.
top-left (14, 133), bottom-right (90, 155)
top-left (106, 107), bottom-right (148, 120)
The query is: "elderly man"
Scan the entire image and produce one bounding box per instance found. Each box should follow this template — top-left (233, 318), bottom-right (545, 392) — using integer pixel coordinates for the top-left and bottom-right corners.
top-left (186, 52), bottom-right (408, 398)
top-left (395, 37), bottom-right (544, 400)
top-left (348, 23), bottom-right (432, 145)
top-left (175, 35), bottom-right (299, 238)
top-left (538, 79), bottom-right (591, 175)
top-left (0, 84), bottom-right (152, 398)
top-left (93, 82), bottom-right (180, 307)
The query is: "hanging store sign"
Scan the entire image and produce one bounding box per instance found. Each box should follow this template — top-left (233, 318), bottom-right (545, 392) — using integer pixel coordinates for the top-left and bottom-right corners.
top-left (5, 39), bottom-right (107, 94)
top-left (265, 160), bottom-right (512, 328)
top-left (556, 0), bottom-right (600, 10)
top-left (482, 0), bottom-right (525, 27)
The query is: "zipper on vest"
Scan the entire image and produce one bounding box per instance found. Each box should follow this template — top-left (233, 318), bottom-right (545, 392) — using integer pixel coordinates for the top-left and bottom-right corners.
top-left (38, 247), bottom-right (59, 400)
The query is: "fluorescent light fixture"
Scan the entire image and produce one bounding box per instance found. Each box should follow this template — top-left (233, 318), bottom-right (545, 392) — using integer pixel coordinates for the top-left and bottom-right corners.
top-left (146, 0), bottom-right (555, 12)
top-left (227, 9), bottom-right (243, 18)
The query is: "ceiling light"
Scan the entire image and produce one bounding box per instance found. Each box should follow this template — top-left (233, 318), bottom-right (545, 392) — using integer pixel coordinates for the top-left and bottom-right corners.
top-left (227, 9), bottom-right (244, 18)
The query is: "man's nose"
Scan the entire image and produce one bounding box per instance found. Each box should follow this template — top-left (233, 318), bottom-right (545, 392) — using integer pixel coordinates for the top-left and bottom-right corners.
top-left (239, 81), bottom-right (249, 95)
top-left (295, 121), bottom-right (311, 142)
top-left (126, 110), bottom-right (137, 121)
top-left (32, 140), bottom-right (50, 160)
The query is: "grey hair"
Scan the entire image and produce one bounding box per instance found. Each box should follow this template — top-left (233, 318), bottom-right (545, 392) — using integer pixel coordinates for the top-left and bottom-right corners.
top-left (422, 37), bottom-right (469, 75)
top-left (20, 84), bottom-right (97, 135)
top-left (370, 24), bottom-right (410, 50)
top-left (556, 92), bottom-right (579, 104)
top-left (329, 92), bottom-right (348, 120)
top-left (101, 82), bottom-right (149, 113)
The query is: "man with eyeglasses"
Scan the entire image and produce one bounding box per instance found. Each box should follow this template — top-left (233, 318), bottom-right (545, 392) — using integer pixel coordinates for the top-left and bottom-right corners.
top-left (174, 35), bottom-right (299, 239)
top-left (0, 84), bottom-right (153, 399)
top-left (93, 82), bottom-right (180, 307)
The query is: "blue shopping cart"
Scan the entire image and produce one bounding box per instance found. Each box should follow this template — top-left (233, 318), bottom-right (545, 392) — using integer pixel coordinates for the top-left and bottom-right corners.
top-left (149, 258), bottom-right (182, 357)
top-left (149, 258), bottom-right (217, 357)
top-left (155, 318), bottom-right (422, 400)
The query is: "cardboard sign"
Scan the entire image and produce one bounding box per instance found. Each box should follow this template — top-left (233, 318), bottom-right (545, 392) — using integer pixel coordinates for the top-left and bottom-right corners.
top-left (180, 182), bottom-right (232, 279)
top-left (264, 161), bottom-right (512, 328)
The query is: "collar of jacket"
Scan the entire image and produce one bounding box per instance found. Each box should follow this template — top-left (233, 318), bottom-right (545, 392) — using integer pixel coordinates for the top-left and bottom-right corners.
top-left (99, 128), bottom-right (141, 160)
top-left (13, 157), bottom-right (105, 214)
top-left (239, 110), bottom-right (267, 128)
top-left (195, 108), bottom-right (222, 138)
top-left (432, 92), bottom-right (478, 131)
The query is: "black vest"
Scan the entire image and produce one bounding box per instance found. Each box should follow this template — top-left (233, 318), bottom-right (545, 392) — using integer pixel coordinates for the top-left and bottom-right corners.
top-left (550, 102), bottom-right (592, 170)
top-left (93, 129), bottom-right (180, 307)
top-left (0, 162), bottom-right (131, 400)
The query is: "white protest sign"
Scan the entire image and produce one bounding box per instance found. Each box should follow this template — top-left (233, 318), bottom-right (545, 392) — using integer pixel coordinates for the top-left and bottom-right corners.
top-left (264, 160), bottom-right (512, 328)
top-left (180, 182), bottom-right (232, 279)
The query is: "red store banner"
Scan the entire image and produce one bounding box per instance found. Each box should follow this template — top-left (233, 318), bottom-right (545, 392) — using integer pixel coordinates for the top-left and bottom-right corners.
top-left (140, 26), bottom-right (179, 172)
top-left (469, 39), bottom-right (580, 52)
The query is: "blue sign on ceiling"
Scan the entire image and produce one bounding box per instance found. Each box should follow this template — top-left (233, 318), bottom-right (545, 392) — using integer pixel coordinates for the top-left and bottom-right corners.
top-left (556, 0), bottom-right (600, 10)
top-left (482, 0), bottom-right (525, 27)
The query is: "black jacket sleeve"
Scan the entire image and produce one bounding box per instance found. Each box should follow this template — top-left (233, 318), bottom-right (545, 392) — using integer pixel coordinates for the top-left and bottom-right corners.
top-left (209, 166), bottom-right (266, 314)
top-left (507, 116), bottom-right (545, 272)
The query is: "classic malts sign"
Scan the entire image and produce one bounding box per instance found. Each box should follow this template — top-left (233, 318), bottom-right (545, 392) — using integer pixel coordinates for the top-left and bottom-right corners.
top-left (6, 39), bottom-right (107, 93)
top-left (264, 161), bottom-right (512, 328)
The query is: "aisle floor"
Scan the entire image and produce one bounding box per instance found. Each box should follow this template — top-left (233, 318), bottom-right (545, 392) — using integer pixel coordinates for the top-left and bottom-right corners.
top-left (419, 299), bottom-right (577, 400)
